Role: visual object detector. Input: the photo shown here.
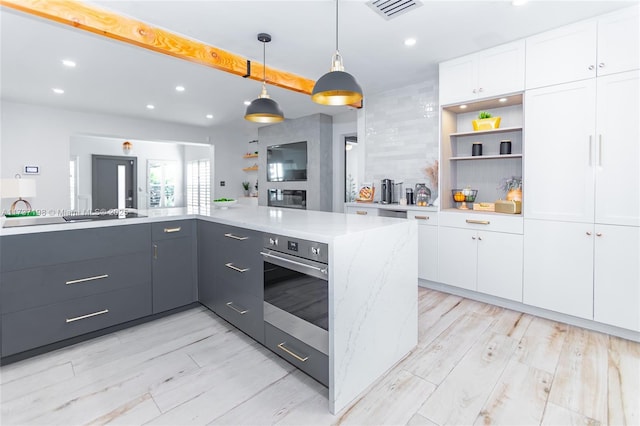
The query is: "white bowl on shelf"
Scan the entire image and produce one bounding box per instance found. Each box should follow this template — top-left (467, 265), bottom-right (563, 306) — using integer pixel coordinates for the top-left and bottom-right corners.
top-left (212, 200), bottom-right (238, 209)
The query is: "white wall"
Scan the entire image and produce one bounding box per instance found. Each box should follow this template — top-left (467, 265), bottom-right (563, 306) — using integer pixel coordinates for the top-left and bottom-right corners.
top-left (70, 135), bottom-right (189, 210)
top-left (1, 100), bottom-right (214, 213)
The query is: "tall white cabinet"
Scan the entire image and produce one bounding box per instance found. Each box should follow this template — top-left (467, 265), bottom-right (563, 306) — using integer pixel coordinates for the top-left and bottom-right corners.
top-left (436, 4), bottom-right (640, 336)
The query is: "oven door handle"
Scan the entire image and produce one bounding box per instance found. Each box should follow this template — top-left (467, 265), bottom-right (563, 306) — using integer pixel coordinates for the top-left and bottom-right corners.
top-left (260, 251), bottom-right (328, 280)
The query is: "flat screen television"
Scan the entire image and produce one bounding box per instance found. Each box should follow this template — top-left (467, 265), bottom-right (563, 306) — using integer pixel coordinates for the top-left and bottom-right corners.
top-left (267, 141), bottom-right (307, 182)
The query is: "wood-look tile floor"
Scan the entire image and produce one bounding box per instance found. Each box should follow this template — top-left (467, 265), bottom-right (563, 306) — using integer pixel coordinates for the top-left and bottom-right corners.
top-left (1, 287), bottom-right (638, 425)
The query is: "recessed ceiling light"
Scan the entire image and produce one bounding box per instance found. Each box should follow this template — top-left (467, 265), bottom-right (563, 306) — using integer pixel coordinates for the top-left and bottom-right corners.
top-left (61, 59), bottom-right (76, 68)
top-left (499, 97), bottom-right (508, 103)
top-left (459, 104), bottom-right (467, 109)
top-left (404, 38), bottom-right (417, 47)
top-left (146, 104), bottom-right (155, 110)
top-left (52, 88), bottom-right (64, 94)
top-left (512, 0), bottom-right (528, 5)
top-left (206, 114), bottom-right (213, 119)
top-left (175, 85), bottom-right (185, 92)
top-left (243, 100), bottom-right (251, 106)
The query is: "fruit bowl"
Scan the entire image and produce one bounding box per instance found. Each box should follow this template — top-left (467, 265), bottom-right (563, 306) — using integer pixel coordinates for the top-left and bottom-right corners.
top-left (213, 199), bottom-right (237, 209)
top-left (451, 189), bottom-right (478, 210)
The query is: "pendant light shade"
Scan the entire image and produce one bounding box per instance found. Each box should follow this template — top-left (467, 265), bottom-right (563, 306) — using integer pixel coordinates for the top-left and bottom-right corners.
top-left (245, 33), bottom-right (284, 123)
top-left (312, 0), bottom-right (363, 106)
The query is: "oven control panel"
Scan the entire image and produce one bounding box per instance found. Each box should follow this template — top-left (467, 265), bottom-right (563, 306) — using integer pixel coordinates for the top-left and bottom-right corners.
top-left (264, 233), bottom-right (328, 264)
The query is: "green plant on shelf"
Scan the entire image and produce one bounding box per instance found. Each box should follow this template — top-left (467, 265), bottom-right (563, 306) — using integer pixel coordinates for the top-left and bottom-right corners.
top-left (478, 111), bottom-right (492, 119)
top-left (242, 181), bottom-right (250, 190)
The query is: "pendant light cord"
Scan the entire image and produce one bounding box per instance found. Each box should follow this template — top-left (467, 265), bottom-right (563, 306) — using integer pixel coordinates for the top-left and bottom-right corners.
top-left (262, 40), bottom-right (266, 83)
top-left (335, 0), bottom-right (339, 52)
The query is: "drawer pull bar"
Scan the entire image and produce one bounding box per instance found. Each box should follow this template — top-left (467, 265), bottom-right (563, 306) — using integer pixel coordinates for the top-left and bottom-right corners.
top-left (164, 227), bottom-right (182, 233)
top-left (225, 263), bottom-right (249, 273)
top-left (277, 342), bottom-right (309, 362)
top-left (414, 215), bottom-right (429, 220)
top-left (466, 219), bottom-right (490, 225)
top-left (225, 302), bottom-right (248, 315)
top-left (356, 211), bottom-right (368, 215)
top-left (66, 309), bottom-right (109, 323)
top-left (224, 233), bottom-right (249, 240)
top-left (66, 274), bottom-right (109, 285)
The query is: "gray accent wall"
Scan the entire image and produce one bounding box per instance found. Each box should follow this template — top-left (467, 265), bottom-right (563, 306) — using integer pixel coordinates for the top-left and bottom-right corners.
top-left (257, 114), bottom-right (333, 212)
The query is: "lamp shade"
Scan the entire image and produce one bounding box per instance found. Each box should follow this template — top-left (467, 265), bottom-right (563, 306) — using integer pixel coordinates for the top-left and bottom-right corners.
top-left (311, 70), bottom-right (363, 106)
top-left (244, 97), bottom-right (284, 123)
top-left (0, 178), bottom-right (36, 198)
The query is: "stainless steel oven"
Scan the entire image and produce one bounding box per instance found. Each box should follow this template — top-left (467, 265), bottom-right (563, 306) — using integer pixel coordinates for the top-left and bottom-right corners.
top-left (267, 189), bottom-right (306, 209)
top-left (261, 233), bottom-right (328, 355)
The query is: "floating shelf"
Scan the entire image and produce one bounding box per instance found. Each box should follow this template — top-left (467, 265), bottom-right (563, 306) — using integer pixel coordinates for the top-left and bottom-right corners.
top-left (243, 153), bottom-right (258, 159)
top-left (449, 126), bottom-right (523, 137)
top-left (450, 154), bottom-right (523, 161)
top-left (243, 166), bottom-right (258, 172)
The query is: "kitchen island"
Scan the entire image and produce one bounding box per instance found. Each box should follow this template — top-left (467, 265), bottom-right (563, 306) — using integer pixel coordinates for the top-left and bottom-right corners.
top-left (0, 206), bottom-right (418, 414)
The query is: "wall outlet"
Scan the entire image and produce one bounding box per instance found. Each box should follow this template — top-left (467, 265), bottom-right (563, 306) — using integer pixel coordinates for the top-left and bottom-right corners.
top-left (220, 181), bottom-right (225, 186)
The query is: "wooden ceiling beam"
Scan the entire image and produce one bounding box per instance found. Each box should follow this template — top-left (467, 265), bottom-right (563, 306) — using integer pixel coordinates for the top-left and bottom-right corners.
top-left (0, 0), bottom-right (321, 97)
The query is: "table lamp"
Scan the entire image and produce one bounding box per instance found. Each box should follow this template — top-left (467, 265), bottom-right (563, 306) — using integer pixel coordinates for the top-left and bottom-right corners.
top-left (0, 178), bottom-right (37, 215)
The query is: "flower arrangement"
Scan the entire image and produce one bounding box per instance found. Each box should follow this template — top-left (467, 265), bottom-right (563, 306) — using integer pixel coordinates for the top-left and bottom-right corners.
top-left (424, 160), bottom-right (439, 188)
top-left (499, 176), bottom-right (522, 193)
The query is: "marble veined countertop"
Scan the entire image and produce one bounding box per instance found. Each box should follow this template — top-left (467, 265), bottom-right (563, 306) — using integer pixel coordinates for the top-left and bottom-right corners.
top-left (0, 205), bottom-right (409, 243)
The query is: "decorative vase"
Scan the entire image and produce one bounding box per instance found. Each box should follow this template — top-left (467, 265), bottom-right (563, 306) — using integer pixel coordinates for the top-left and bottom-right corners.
top-left (472, 117), bottom-right (501, 131)
top-left (506, 188), bottom-right (522, 202)
top-left (243, 189), bottom-right (250, 197)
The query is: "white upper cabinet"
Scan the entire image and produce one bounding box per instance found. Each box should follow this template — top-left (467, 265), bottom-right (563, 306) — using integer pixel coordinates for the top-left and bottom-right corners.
top-left (526, 5), bottom-right (639, 89)
top-left (597, 4), bottom-right (640, 77)
top-left (439, 40), bottom-right (525, 105)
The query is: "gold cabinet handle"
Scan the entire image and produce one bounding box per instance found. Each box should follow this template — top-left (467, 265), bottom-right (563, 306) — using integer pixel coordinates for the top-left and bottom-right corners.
top-left (66, 309), bottom-right (109, 323)
top-left (163, 227), bottom-right (181, 233)
top-left (466, 219), bottom-right (490, 225)
top-left (356, 211), bottom-right (368, 215)
top-left (224, 233), bottom-right (249, 240)
top-left (277, 342), bottom-right (308, 362)
top-left (65, 274), bottom-right (109, 285)
top-left (225, 302), bottom-right (247, 314)
top-left (225, 262), bottom-right (249, 273)
top-left (414, 215), bottom-right (429, 220)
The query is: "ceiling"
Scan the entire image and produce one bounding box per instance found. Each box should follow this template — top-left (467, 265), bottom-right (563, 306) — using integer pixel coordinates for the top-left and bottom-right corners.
top-left (1, 0), bottom-right (634, 132)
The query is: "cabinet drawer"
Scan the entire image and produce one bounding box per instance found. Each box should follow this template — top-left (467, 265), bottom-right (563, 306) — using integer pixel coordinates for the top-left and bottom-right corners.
top-left (214, 285), bottom-right (264, 343)
top-left (1, 252), bottom-right (151, 314)
top-left (1, 224), bottom-right (151, 272)
top-left (264, 322), bottom-right (328, 386)
top-left (407, 210), bottom-right (439, 225)
top-left (215, 257), bottom-right (262, 298)
top-left (345, 206), bottom-right (379, 216)
top-left (1, 284), bottom-right (151, 357)
top-left (152, 220), bottom-right (193, 241)
top-left (439, 211), bottom-right (522, 234)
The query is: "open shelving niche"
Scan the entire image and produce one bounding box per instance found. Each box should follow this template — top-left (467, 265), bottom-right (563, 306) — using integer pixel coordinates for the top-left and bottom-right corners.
top-left (243, 140), bottom-right (259, 172)
top-left (440, 94), bottom-right (523, 212)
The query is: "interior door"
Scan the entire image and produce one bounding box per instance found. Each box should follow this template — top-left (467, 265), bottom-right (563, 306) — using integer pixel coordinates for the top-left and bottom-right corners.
top-left (92, 155), bottom-right (137, 210)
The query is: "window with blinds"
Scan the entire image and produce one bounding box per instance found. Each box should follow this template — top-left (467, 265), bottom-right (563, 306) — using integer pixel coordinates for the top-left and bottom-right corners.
top-left (187, 159), bottom-right (211, 214)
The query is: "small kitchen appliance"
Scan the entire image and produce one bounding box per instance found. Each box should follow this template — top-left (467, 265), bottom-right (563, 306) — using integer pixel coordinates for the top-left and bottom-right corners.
top-left (381, 179), bottom-right (393, 204)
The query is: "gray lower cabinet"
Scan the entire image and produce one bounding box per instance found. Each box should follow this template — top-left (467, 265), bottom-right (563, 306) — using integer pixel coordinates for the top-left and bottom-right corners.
top-left (151, 220), bottom-right (197, 313)
top-left (264, 322), bottom-right (329, 386)
top-left (1, 224), bottom-right (152, 358)
top-left (197, 220), bottom-right (264, 343)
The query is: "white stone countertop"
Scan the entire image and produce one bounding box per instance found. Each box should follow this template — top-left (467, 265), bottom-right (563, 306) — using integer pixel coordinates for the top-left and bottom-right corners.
top-left (344, 202), bottom-right (438, 212)
top-left (0, 205), bottom-right (410, 243)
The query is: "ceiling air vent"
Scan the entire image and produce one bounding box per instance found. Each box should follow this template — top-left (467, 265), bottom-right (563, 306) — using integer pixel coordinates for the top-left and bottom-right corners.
top-left (366, 0), bottom-right (423, 20)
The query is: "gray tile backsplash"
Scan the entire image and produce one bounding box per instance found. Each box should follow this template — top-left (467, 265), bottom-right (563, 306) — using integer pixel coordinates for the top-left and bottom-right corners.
top-left (364, 78), bottom-right (440, 201)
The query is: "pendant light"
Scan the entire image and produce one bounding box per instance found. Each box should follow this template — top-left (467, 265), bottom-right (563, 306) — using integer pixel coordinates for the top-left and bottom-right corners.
top-left (245, 33), bottom-right (284, 123)
top-left (311, 0), bottom-right (363, 106)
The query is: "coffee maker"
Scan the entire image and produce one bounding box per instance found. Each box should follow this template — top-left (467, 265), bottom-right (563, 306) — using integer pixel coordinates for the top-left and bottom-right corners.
top-left (381, 179), bottom-right (393, 204)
